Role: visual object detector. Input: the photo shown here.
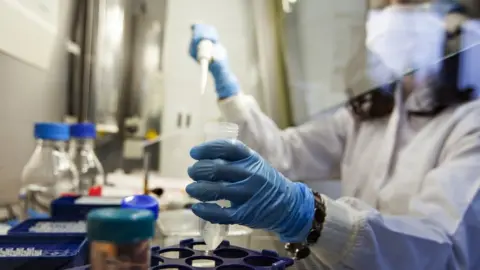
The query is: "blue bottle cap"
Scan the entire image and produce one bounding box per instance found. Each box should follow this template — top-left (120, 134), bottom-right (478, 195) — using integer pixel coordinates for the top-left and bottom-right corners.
top-left (121, 195), bottom-right (159, 220)
top-left (70, 123), bottom-right (96, 138)
top-left (34, 123), bottom-right (70, 141)
top-left (87, 208), bottom-right (155, 244)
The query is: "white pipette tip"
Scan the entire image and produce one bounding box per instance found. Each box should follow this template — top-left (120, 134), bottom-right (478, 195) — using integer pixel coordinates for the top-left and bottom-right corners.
top-left (197, 40), bottom-right (214, 96)
top-left (200, 59), bottom-right (209, 96)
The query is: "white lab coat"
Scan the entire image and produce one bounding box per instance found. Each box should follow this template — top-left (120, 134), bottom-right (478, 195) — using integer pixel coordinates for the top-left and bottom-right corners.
top-left (217, 4), bottom-right (480, 261)
top-left (216, 6), bottom-right (480, 269)
top-left (218, 85), bottom-right (480, 269)
top-left (213, 3), bottom-right (480, 268)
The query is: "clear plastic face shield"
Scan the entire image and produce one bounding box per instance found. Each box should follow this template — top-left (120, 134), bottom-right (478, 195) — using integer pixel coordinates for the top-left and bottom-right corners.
top-left (363, 2), bottom-right (477, 87)
top-left (294, 0), bottom-right (480, 118)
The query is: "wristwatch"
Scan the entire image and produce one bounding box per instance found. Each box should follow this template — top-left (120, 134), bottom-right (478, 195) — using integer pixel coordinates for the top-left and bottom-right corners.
top-left (285, 190), bottom-right (326, 260)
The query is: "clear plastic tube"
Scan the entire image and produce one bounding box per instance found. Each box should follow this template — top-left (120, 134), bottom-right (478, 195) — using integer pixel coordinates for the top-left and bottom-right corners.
top-left (203, 122), bottom-right (239, 141)
top-left (200, 122), bottom-right (239, 252)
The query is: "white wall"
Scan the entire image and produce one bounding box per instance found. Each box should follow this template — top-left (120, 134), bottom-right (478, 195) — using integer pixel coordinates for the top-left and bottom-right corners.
top-left (160, 0), bottom-right (260, 177)
top-left (0, 0), bottom-right (74, 204)
top-left (0, 0), bottom-right (60, 70)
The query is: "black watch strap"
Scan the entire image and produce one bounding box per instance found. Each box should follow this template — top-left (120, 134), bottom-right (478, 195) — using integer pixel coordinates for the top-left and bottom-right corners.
top-left (285, 190), bottom-right (326, 260)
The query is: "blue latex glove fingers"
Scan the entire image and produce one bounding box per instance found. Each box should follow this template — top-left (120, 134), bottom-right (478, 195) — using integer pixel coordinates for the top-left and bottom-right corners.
top-left (187, 181), bottom-right (228, 202)
top-left (187, 181), bottom-right (250, 204)
top-left (188, 159), bottom-right (250, 182)
top-left (190, 139), bottom-right (252, 162)
top-left (192, 203), bottom-right (235, 224)
top-left (187, 158), bottom-right (253, 204)
top-left (189, 24), bottom-right (219, 60)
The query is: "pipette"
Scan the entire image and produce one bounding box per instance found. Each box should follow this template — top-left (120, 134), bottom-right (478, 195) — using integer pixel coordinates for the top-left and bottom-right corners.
top-left (197, 39), bottom-right (214, 95)
top-left (200, 59), bottom-right (209, 95)
top-left (142, 130), bottom-right (185, 148)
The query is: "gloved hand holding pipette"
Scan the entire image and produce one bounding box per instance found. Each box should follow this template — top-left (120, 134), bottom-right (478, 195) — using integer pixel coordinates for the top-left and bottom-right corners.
top-left (189, 24), bottom-right (240, 99)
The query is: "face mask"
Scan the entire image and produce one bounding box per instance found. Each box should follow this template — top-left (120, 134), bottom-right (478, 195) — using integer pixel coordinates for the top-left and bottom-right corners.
top-left (366, 5), bottom-right (445, 80)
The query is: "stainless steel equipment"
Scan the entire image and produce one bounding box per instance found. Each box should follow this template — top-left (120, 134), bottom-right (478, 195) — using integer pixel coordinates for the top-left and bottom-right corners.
top-left (67, 0), bottom-right (167, 173)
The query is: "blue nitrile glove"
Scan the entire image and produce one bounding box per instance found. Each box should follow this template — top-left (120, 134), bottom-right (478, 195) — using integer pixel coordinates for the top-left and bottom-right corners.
top-left (189, 24), bottom-right (240, 99)
top-left (186, 139), bottom-right (315, 242)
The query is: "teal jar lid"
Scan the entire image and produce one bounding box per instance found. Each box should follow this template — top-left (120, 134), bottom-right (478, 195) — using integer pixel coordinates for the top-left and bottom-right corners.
top-left (87, 208), bottom-right (155, 244)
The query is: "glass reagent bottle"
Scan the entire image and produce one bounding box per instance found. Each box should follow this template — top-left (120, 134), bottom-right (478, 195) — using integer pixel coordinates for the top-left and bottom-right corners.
top-left (69, 123), bottom-right (105, 195)
top-left (20, 123), bottom-right (79, 220)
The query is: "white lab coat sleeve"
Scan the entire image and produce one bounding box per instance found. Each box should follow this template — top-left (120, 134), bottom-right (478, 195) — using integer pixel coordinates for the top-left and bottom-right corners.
top-left (311, 111), bottom-right (480, 269)
top-left (218, 93), bottom-right (349, 181)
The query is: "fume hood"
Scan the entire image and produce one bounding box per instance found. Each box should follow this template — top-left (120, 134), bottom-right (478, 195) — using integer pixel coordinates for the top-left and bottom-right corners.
top-left (67, 0), bottom-right (167, 172)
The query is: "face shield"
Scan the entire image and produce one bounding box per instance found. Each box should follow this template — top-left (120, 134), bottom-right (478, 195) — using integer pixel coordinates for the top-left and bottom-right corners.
top-left (367, 4), bottom-right (444, 79)
top-left (280, 0), bottom-right (479, 121)
top-left (344, 2), bottom-right (445, 97)
top-left (338, 0), bottom-right (480, 113)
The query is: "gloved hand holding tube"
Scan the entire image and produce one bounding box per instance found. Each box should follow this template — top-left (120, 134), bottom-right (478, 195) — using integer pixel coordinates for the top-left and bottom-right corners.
top-left (189, 24), bottom-right (240, 99)
top-left (186, 139), bottom-right (315, 242)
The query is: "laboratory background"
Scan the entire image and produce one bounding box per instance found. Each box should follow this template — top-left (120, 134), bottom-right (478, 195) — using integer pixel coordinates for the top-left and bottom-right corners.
top-left (0, 0), bottom-right (478, 269)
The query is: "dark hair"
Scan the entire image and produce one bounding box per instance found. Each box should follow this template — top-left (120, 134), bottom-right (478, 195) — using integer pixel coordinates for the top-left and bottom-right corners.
top-left (349, 9), bottom-right (476, 121)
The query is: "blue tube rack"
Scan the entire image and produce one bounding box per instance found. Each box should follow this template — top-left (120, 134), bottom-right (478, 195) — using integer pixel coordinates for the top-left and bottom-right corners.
top-left (150, 239), bottom-right (294, 270)
top-left (5, 208), bottom-right (294, 269)
top-left (71, 240), bottom-right (293, 270)
top-left (0, 234), bottom-right (88, 270)
top-left (0, 233), bottom-right (294, 269)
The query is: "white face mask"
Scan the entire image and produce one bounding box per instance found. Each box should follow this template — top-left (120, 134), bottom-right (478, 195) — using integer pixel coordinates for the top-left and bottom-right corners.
top-left (366, 5), bottom-right (445, 80)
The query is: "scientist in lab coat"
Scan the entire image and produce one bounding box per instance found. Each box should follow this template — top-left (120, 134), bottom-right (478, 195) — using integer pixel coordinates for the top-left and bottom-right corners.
top-left (186, 2), bottom-right (480, 269)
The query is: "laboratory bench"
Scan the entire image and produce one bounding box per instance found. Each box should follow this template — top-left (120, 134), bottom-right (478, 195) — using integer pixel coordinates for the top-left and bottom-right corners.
top-left (1, 211), bottom-right (322, 269)
top-left (0, 169), bottom-right (326, 269)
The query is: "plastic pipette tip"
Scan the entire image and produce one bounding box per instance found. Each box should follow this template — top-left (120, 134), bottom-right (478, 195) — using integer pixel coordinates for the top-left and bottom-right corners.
top-left (200, 59), bottom-right (209, 95)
